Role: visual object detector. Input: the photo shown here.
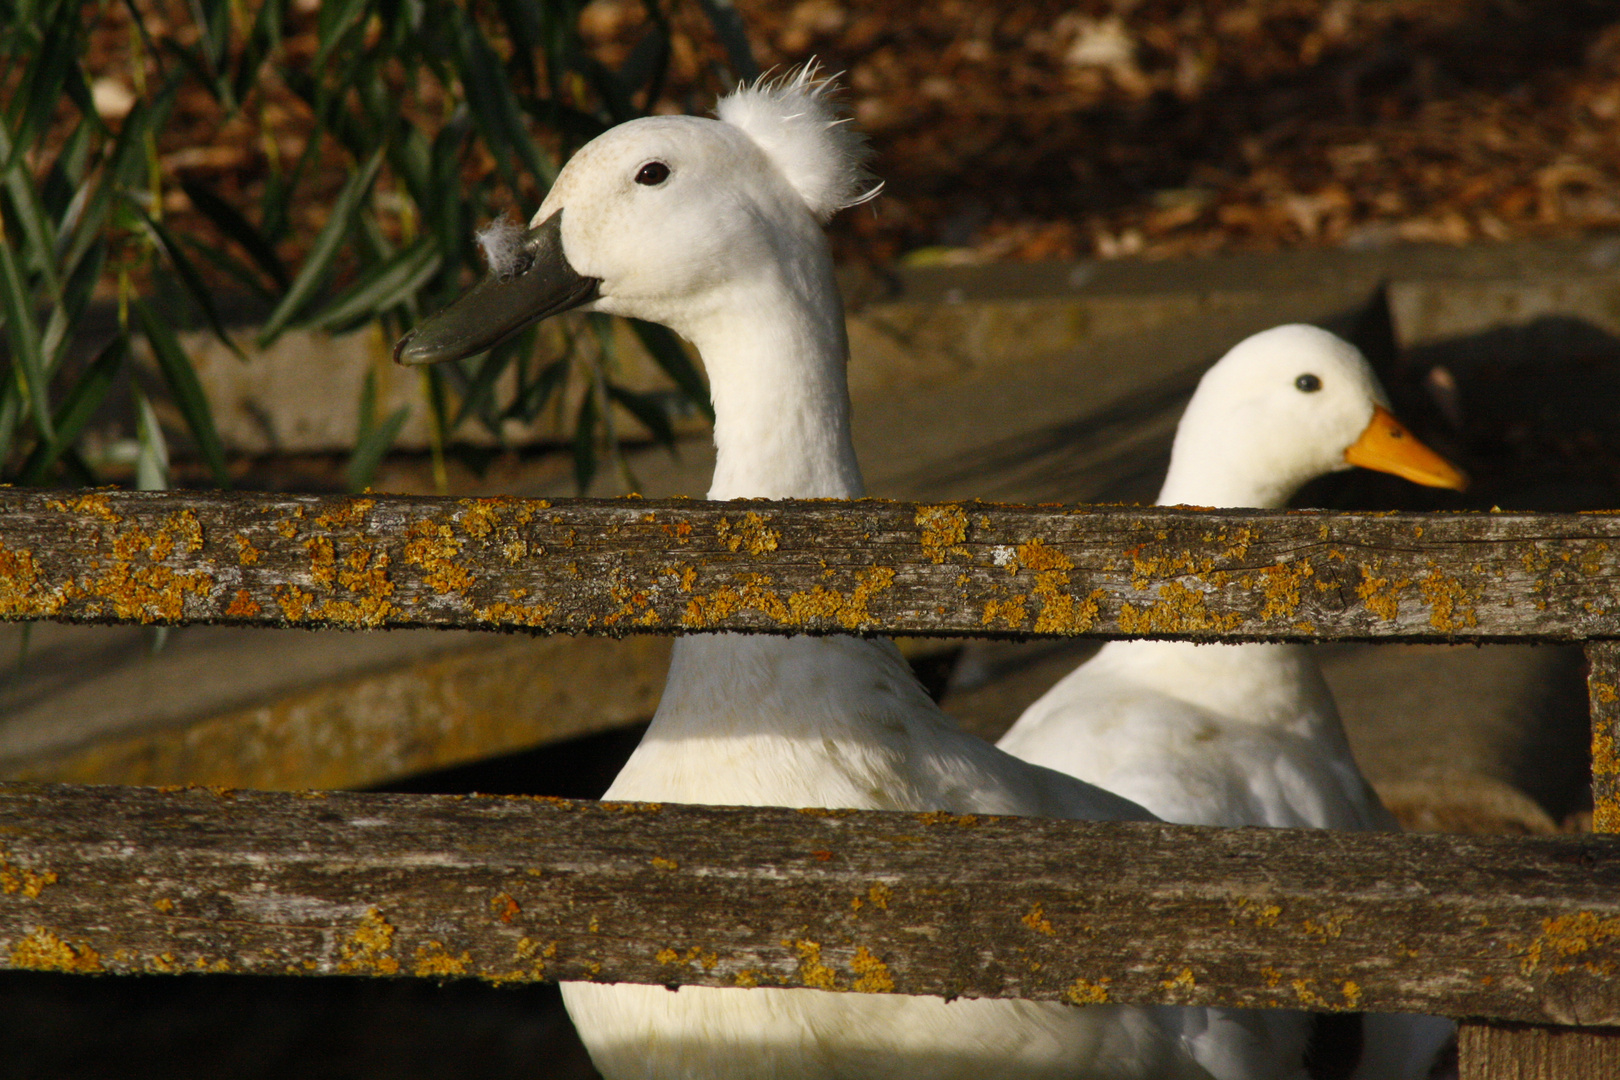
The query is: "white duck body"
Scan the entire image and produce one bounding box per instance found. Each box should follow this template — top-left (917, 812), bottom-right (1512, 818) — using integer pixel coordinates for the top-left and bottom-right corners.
top-left (997, 325), bottom-right (1464, 1078)
top-left (472, 71), bottom-right (1303, 1080)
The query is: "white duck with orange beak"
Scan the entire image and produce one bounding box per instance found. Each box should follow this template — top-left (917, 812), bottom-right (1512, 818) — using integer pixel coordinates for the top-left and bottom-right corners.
top-left (997, 324), bottom-right (1467, 1078)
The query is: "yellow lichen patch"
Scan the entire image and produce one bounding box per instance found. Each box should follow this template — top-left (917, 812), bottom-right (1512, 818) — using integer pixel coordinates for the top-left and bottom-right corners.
top-left (683, 585), bottom-right (744, 627)
top-left (414, 941), bottom-right (471, 978)
top-left (82, 559), bottom-right (215, 624)
top-left (337, 907), bottom-right (401, 975)
top-left (1341, 980), bottom-right (1362, 1008)
top-left (501, 936), bottom-right (557, 984)
top-left (1230, 897), bottom-right (1282, 929)
top-left (1126, 545), bottom-right (1215, 591)
top-left (274, 507), bottom-right (305, 539)
top-left (1520, 911), bottom-right (1620, 975)
top-left (225, 589), bottom-right (261, 618)
top-left (0, 542), bottom-right (55, 618)
top-left (234, 534), bottom-right (262, 566)
top-left (733, 969), bottom-right (761, 988)
top-left (1261, 966), bottom-right (1282, 988)
top-left (275, 585), bottom-right (315, 622)
top-left (650, 857), bottom-right (679, 871)
top-left (1064, 976), bottom-right (1111, 1005)
top-left (1034, 587), bottom-right (1104, 636)
top-left (916, 811), bottom-right (980, 828)
top-left (1355, 565), bottom-right (1406, 622)
top-left (715, 512), bottom-right (781, 556)
top-left (982, 595), bottom-right (1029, 629)
top-left (455, 499), bottom-right (504, 539)
top-left (1418, 568), bottom-right (1478, 632)
top-left (1301, 914), bottom-right (1347, 941)
top-left (153, 898), bottom-right (175, 914)
top-left (0, 854), bottom-right (57, 898)
top-left (48, 492), bottom-right (121, 522)
top-left (490, 892), bottom-right (521, 924)
top-left (850, 946), bottom-right (894, 993)
top-left (1160, 968), bottom-right (1196, 994)
top-left (10, 927), bottom-right (102, 973)
top-left (656, 945), bottom-right (719, 970)
top-left (1118, 582), bottom-right (1243, 636)
top-left (474, 600), bottom-right (559, 628)
top-left (1259, 561), bottom-right (1313, 621)
top-left (915, 505), bottom-right (969, 563)
top-left (165, 509), bottom-right (205, 553)
top-left (314, 498), bottom-right (376, 531)
top-left (1291, 979), bottom-right (1328, 1008)
top-left (403, 519), bottom-right (475, 594)
top-left (785, 567), bottom-right (897, 631)
top-left (867, 883), bottom-right (893, 910)
top-left (1022, 902), bottom-right (1056, 936)
top-left (791, 939), bottom-right (840, 991)
top-left (306, 536), bottom-right (338, 588)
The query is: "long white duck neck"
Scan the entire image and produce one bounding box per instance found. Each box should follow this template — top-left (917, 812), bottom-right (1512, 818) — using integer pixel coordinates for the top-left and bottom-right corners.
top-left (1099, 374), bottom-right (1345, 741)
top-left (688, 246), bottom-right (864, 501)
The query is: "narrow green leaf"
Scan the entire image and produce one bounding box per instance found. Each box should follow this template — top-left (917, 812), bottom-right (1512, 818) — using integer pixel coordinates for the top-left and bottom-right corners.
top-left (607, 383), bottom-right (677, 447)
top-left (132, 383), bottom-right (170, 491)
top-left (573, 385), bottom-right (598, 493)
top-left (629, 318), bottom-right (713, 421)
top-left (348, 377), bottom-right (410, 492)
top-left (19, 332), bottom-right (126, 484)
top-left (258, 147), bottom-right (385, 344)
top-left (0, 226), bottom-right (53, 440)
top-left (507, 355), bottom-right (569, 423)
top-left (132, 199), bottom-right (244, 359)
top-left (0, 121), bottom-right (63, 303)
top-left (133, 298), bottom-right (231, 487)
top-left (310, 239), bottom-right (441, 333)
top-left (178, 176), bottom-right (290, 289)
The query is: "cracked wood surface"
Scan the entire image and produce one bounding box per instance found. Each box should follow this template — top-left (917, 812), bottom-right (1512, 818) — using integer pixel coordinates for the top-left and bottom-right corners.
top-left (2, 782), bottom-right (1619, 1026)
top-left (0, 489), bottom-right (1618, 642)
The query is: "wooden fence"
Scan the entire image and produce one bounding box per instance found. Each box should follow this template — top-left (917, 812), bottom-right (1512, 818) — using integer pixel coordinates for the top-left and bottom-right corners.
top-left (1, 488), bottom-right (1617, 1077)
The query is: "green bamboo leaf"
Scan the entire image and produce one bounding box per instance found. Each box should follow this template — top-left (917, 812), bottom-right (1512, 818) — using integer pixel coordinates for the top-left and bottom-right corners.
top-left (178, 177), bottom-right (289, 288)
top-left (309, 239), bottom-right (441, 333)
top-left (452, 326), bottom-right (534, 431)
top-left (0, 227), bottom-right (53, 440)
top-left (131, 198), bottom-right (244, 359)
top-left (629, 318), bottom-right (713, 421)
top-left (693, 0), bottom-right (759, 81)
top-left (0, 122), bottom-right (63, 303)
top-left (19, 332), bottom-right (126, 484)
top-left (6, 8), bottom-right (79, 161)
top-left (258, 147), bottom-right (385, 344)
top-left (133, 298), bottom-right (231, 487)
top-left (573, 386), bottom-right (598, 493)
top-left (453, 12), bottom-right (556, 187)
top-left (506, 355), bottom-right (568, 423)
top-left (314, 0), bottom-right (370, 70)
top-left (132, 383), bottom-right (170, 491)
top-left (348, 368), bottom-right (409, 492)
top-left (608, 383), bottom-right (677, 447)
top-left (41, 240), bottom-right (105, 371)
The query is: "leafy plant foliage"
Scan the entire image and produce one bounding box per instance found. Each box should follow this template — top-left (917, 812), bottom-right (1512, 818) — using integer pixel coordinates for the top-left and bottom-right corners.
top-left (0, 0), bottom-right (751, 490)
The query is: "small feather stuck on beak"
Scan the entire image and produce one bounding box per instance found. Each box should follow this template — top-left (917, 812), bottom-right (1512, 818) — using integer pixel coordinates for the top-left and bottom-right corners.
top-left (476, 218), bottom-right (531, 280)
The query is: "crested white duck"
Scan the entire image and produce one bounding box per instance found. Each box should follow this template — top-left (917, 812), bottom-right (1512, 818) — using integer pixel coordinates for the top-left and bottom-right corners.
top-left (996, 324), bottom-right (1467, 1079)
top-left (398, 69), bottom-right (1304, 1080)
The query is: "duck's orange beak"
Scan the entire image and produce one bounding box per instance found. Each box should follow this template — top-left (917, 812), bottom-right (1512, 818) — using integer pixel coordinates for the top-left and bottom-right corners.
top-left (1344, 405), bottom-right (1469, 491)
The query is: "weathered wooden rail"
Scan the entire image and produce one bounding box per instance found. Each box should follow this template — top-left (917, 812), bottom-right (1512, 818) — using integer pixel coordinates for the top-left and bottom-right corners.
top-left (1, 488), bottom-right (1618, 1077)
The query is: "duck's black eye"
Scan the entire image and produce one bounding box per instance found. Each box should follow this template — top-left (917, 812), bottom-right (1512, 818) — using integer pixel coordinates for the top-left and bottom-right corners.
top-left (1295, 373), bottom-right (1322, 393)
top-left (635, 161), bottom-right (671, 186)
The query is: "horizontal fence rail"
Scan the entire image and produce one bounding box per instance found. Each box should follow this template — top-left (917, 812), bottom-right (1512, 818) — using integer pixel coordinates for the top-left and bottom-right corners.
top-left (1, 782), bottom-right (1619, 1027)
top-left (0, 489), bottom-right (1618, 642)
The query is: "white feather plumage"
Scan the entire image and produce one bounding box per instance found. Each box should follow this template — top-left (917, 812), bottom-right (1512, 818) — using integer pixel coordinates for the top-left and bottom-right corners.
top-left (716, 64), bottom-right (879, 222)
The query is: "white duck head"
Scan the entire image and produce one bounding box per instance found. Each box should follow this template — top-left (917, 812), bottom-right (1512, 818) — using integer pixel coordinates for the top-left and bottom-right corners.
top-left (396, 67), bottom-right (878, 501)
top-left (1156, 324), bottom-right (1468, 509)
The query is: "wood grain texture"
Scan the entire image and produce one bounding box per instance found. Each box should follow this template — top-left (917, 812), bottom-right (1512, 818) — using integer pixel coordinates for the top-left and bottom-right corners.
top-left (2, 782), bottom-right (1619, 1026)
top-left (1, 489), bottom-right (1619, 642)
top-left (1459, 1023), bottom-right (1620, 1079)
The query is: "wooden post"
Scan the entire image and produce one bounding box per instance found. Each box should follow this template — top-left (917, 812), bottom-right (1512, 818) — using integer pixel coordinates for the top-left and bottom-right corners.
top-left (1457, 641), bottom-right (1620, 1078)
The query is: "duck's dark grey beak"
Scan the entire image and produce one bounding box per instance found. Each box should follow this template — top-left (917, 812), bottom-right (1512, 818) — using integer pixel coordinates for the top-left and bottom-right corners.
top-left (394, 210), bottom-right (600, 366)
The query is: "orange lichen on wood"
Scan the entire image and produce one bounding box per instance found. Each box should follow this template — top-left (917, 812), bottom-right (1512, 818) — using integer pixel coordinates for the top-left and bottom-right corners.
top-left (915, 504), bottom-right (969, 563)
top-left (10, 927), bottom-right (103, 973)
top-left (716, 512), bottom-right (781, 556)
top-left (850, 946), bottom-right (894, 993)
top-left (337, 907), bottom-right (401, 975)
top-left (403, 519), bottom-right (475, 594)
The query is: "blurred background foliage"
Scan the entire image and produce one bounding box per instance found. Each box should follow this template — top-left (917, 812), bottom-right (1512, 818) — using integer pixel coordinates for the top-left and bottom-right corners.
top-left (0, 0), bottom-right (757, 493)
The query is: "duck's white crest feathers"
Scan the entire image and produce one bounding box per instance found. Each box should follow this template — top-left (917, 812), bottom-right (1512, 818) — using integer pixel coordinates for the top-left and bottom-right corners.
top-left (716, 63), bottom-right (879, 222)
